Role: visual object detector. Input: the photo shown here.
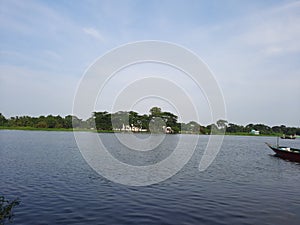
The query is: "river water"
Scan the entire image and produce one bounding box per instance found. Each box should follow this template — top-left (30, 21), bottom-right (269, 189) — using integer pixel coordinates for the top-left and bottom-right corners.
top-left (1, 130), bottom-right (299, 225)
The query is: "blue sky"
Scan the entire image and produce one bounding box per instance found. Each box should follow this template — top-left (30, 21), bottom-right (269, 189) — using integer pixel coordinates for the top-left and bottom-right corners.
top-left (1, 0), bottom-right (299, 126)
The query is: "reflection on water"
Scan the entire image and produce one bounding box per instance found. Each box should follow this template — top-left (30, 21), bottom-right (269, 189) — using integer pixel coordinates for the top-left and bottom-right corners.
top-left (0, 130), bottom-right (299, 225)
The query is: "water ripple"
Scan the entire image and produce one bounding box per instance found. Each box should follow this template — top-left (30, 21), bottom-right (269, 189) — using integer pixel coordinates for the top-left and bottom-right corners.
top-left (0, 131), bottom-right (299, 225)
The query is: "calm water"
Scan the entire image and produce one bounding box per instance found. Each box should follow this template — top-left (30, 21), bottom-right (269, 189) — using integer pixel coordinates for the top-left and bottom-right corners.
top-left (1, 130), bottom-right (300, 225)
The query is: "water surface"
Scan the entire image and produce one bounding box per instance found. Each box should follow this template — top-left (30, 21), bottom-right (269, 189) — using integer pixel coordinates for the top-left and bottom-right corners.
top-left (1, 130), bottom-right (299, 225)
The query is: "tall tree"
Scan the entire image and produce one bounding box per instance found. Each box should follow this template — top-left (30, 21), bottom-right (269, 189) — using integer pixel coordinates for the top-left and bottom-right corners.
top-left (216, 119), bottom-right (228, 129)
top-left (0, 113), bottom-right (7, 126)
top-left (94, 112), bottom-right (112, 131)
top-left (149, 107), bottom-right (162, 116)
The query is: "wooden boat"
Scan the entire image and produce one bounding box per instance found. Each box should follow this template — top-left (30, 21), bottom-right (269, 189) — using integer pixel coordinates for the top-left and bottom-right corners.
top-left (265, 143), bottom-right (300, 162)
top-left (280, 134), bottom-right (296, 139)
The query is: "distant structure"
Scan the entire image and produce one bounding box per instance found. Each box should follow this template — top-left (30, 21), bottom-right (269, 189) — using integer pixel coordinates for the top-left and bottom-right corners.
top-left (115, 124), bottom-right (147, 132)
top-left (113, 124), bottom-right (174, 133)
top-left (281, 134), bottom-right (296, 139)
top-left (250, 129), bottom-right (259, 135)
top-left (163, 126), bottom-right (174, 134)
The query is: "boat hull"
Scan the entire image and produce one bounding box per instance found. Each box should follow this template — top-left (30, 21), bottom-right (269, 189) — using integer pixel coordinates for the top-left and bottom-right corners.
top-left (266, 143), bottom-right (300, 163)
top-left (280, 136), bottom-right (296, 140)
top-left (272, 149), bottom-right (300, 162)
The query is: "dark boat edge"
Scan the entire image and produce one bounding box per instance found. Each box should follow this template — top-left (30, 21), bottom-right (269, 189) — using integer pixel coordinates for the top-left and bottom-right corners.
top-left (265, 142), bottom-right (300, 163)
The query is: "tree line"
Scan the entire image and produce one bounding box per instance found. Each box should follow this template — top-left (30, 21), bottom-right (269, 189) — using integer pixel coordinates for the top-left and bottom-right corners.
top-left (0, 107), bottom-right (299, 135)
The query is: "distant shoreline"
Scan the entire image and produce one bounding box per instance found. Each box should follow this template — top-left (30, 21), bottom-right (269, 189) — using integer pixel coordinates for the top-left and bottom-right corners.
top-left (0, 126), bottom-right (293, 137)
top-left (1, 109), bottom-right (299, 136)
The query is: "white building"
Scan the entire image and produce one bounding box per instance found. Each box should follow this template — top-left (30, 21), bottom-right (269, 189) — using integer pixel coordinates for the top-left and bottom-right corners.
top-left (250, 129), bottom-right (259, 135)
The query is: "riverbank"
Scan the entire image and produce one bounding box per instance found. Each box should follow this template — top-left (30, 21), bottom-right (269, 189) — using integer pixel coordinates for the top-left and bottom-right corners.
top-left (0, 126), bottom-right (292, 137)
top-left (0, 126), bottom-right (114, 133)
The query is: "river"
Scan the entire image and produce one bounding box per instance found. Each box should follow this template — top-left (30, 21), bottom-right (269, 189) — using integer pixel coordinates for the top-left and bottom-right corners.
top-left (1, 130), bottom-right (299, 225)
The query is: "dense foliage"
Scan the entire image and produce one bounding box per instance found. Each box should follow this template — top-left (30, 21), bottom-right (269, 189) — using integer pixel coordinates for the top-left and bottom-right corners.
top-left (0, 196), bottom-right (20, 224)
top-left (0, 108), bottom-right (299, 135)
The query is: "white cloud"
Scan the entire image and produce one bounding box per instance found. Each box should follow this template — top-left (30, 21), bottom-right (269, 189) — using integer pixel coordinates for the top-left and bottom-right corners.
top-left (0, 0), bottom-right (74, 36)
top-left (83, 27), bottom-right (105, 41)
top-left (44, 50), bottom-right (62, 61)
top-left (238, 1), bottom-right (300, 56)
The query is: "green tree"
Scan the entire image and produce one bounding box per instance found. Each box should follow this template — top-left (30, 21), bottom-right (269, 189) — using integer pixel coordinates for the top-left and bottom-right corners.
top-left (186, 121), bottom-right (201, 133)
top-left (129, 111), bottom-right (139, 126)
top-left (45, 115), bottom-right (56, 128)
top-left (94, 112), bottom-right (112, 131)
top-left (149, 117), bottom-right (165, 133)
top-left (206, 123), bottom-right (219, 134)
top-left (71, 116), bottom-right (83, 129)
top-left (111, 111), bottom-right (129, 129)
top-left (152, 110), bottom-right (180, 133)
top-left (64, 115), bottom-right (73, 128)
top-left (227, 123), bottom-right (245, 133)
top-left (54, 115), bottom-right (64, 128)
top-left (140, 114), bottom-right (150, 130)
top-left (245, 124), bottom-right (254, 132)
top-left (216, 119), bottom-right (228, 130)
top-left (0, 113), bottom-right (8, 126)
top-left (252, 124), bottom-right (272, 134)
top-left (36, 121), bottom-right (48, 128)
top-left (285, 127), bottom-right (297, 135)
top-left (149, 107), bottom-right (162, 116)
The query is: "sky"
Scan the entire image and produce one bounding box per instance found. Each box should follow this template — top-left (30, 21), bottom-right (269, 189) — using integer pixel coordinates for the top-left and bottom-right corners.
top-left (0, 0), bottom-right (299, 126)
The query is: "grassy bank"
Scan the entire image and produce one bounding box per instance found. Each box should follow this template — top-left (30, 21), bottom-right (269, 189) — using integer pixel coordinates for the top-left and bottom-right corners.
top-left (0, 126), bottom-right (74, 131)
top-left (0, 126), bottom-right (115, 133)
top-left (0, 126), bottom-right (289, 137)
top-left (225, 132), bottom-right (283, 137)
